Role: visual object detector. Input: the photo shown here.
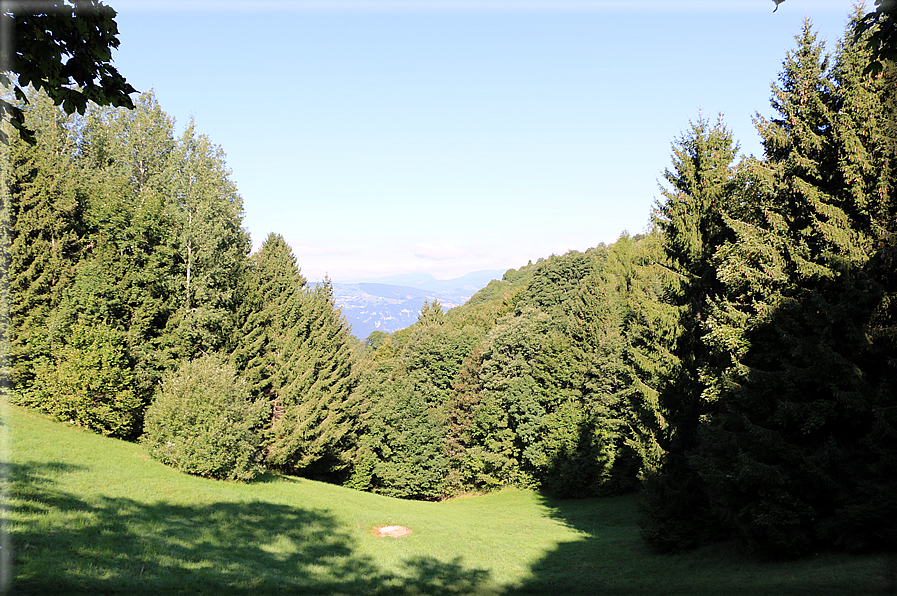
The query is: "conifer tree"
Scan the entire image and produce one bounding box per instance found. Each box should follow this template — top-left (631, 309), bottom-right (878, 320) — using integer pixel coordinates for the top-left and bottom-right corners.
top-left (6, 90), bottom-right (257, 436)
top-left (6, 92), bottom-right (86, 403)
top-left (54, 93), bottom-right (178, 418)
top-left (828, 22), bottom-right (897, 548)
top-left (265, 278), bottom-right (358, 479)
top-left (6, 92), bottom-right (171, 434)
top-left (231, 232), bottom-right (306, 403)
top-left (231, 235), bottom-right (358, 479)
top-left (639, 115), bottom-right (739, 552)
top-left (417, 299), bottom-right (446, 326)
top-left (695, 18), bottom-right (897, 554)
top-left (442, 342), bottom-right (488, 495)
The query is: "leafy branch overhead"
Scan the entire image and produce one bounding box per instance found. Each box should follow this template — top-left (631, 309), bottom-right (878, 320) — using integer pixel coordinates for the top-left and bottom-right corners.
top-left (0, 0), bottom-right (137, 144)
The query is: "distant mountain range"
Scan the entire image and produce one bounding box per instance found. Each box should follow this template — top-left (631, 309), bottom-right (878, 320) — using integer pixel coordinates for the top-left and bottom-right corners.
top-left (331, 270), bottom-right (506, 340)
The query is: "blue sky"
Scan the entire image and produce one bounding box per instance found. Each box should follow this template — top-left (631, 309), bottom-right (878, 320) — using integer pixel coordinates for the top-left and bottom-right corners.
top-left (110, 0), bottom-right (854, 282)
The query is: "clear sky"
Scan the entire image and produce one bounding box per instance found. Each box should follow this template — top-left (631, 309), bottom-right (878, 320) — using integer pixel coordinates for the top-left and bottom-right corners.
top-left (110, 0), bottom-right (855, 282)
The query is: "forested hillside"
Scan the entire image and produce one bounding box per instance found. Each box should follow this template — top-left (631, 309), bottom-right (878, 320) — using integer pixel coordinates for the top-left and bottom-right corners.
top-left (2, 6), bottom-right (894, 559)
top-left (1, 90), bottom-right (359, 481)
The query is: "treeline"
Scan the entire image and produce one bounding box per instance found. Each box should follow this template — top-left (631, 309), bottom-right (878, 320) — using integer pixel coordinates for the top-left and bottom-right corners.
top-left (1, 90), bottom-right (357, 480)
top-left (2, 10), bottom-right (895, 558)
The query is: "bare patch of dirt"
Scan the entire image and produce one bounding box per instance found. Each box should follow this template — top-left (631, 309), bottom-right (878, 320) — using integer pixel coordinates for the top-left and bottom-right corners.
top-left (373, 525), bottom-right (412, 538)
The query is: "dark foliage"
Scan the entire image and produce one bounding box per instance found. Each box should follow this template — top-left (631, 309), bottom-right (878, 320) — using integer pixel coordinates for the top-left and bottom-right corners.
top-left (1, 0), bottom-right (136, 144)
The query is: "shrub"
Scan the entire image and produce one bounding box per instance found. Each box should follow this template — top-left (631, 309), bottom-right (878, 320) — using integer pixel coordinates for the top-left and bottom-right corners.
top-left (37, 322), bottom-right (142, 439)
top-left (142, 354), bottom-right (268, 481)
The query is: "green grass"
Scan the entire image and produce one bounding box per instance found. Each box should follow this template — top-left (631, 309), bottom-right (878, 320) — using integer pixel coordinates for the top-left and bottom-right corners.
top-left (2, 403), bottom-right (895, 595)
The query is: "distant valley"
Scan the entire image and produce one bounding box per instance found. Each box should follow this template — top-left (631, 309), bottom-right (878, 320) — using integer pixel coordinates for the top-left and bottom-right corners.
top-left (331, 270), bottom-right (506, 340)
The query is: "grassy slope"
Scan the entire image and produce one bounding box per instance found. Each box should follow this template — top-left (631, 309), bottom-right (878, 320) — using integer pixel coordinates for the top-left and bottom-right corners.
top-left (3, 404), bottom-right (894, 595)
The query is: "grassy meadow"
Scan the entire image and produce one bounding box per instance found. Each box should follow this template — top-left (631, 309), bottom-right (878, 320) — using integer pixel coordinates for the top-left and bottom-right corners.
top-left (2, 403), bottom-right (894, 595)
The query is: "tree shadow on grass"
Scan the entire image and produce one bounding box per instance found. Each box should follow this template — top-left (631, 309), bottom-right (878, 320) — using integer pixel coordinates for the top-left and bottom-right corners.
top-left (6, 461), bottom-right (490, 595)
top-left (503, 493), bottom-right (894, 596)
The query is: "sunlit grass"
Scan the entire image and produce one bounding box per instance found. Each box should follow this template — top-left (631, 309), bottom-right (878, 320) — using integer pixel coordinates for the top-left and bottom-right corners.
top-left (3, 404), bottom-right (893, 595)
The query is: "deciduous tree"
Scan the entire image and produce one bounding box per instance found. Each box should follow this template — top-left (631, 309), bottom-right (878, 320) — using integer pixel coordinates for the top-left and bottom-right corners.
top-left (1, 0), bottom-right (136, 144)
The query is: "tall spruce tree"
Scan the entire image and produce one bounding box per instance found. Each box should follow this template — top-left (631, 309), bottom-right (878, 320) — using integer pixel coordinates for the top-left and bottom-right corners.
top-left (6, 91), bottom-right (86, 404)
top-left (639, 115), bottom-right (739, 552)
top-left (266, 278), bottom-right (358, 479)
top-left (827, 20), bottom-right (897, 550)
top-left (230, 236), bottom-right (357, 479)
top-left (231, 232), bottom-right (306, 403)
top-left (694, 17), bottom-right (897, 555)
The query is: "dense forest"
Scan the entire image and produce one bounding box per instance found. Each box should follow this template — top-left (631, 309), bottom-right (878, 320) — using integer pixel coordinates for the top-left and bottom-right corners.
top-left (2, 8), bottom-right (895, 558)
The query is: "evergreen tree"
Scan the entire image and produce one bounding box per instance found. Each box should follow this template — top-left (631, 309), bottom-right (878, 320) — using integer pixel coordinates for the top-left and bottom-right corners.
top-left (6, 91), bottom-right (86, 404)
top-left (827, 21), bottom-right (897, 550)
top-left (6, 89), bottom-right (255, 437)
top-left (54, 92), bottom-right (178, 418)
top-left (230, 235), bottom-right (358, 479)
top-left (639, 115), bottom-right (740, 552)
top-left (442, 341), bottom-right (488, 495)
top-left (417, 299), bottom-right (446, 326)
top-left (695, 18), bottom-right (897, 555)
top-left (266, 278), bottom-right (358, 479)
top-left (231, 232), bottom-right (306, 403)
